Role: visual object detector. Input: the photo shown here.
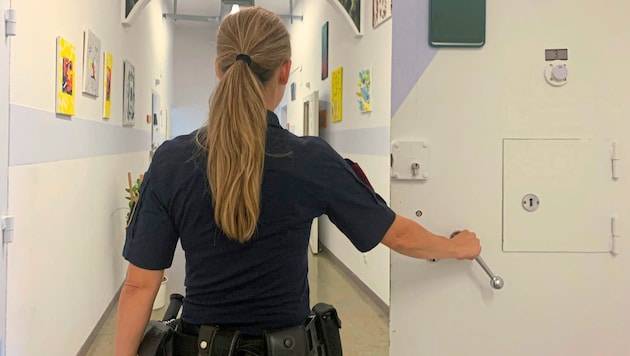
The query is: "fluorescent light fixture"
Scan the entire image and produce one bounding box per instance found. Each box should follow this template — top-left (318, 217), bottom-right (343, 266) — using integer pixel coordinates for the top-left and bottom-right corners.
top-left (230, 4), bottom-right (240, 14)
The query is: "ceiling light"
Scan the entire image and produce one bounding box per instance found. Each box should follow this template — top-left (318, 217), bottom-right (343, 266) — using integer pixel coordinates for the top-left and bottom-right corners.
top-left (230, 4), bottom-right (240, 14)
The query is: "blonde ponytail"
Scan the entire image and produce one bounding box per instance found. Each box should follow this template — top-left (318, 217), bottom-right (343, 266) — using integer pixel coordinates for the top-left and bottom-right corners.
top-left (206, 7), bottom-right (291, 242)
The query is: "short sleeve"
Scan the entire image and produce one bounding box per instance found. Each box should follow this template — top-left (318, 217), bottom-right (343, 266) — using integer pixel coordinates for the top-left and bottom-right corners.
top-left (324, 153), bottom-right (396, 252)
top-left (123, 167), bottom-right (179, 270)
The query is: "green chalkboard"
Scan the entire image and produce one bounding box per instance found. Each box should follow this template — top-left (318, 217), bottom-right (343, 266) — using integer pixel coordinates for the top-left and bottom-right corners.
top-left (429, 0), bottom-right (486, 48)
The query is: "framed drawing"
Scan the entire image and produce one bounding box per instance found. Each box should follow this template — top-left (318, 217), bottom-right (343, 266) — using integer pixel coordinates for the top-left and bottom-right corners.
top-left (82, 30), bottom-right (101, 97)
top-left (122, 0), bottom-right (151, 26)
top-left (372, 0), bottom-right (392, 28)
top-left (356, 68), bottom-right (372, 113)
top-left (56, 36), bottom-right (76, 116)
top-left (321, 22), bottom-right (329, 80)
top-left (330, 0), bottom-right (363, 36)
top-left (102, 52), bottom-right (113, 119)
top-left (123, 60), bottom-right (135, 127)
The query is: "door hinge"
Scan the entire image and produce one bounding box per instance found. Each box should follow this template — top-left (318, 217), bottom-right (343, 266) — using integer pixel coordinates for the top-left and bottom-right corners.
top-left (611, 215), bottom-right (619, 255)
top-left (611, 142), bottom-right (620, 180)
top-left (1, 216), bottom-right (14, 244)
top-left (4, 8), bottom-right (16, 37)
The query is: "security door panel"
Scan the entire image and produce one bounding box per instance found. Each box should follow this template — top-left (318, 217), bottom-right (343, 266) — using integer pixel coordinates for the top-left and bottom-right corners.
top-left (503, 139), bottom-right (616, 252)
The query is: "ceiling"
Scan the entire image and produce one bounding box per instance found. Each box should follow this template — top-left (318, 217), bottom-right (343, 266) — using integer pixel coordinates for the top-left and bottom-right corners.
top-left (171, 0), bottom-right (296, 17)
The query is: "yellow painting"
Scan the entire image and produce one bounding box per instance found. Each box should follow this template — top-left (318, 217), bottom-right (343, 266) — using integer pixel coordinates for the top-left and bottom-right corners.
top-left (331, 67), bottom-right (343, 123)
top-left (103, 52), bottom-right (113, 119)
top-left (56, 36), bottom-right (76, 116)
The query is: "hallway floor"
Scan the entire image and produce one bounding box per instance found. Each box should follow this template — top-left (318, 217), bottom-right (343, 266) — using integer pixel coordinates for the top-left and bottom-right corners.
top-left (86, 250), bottom-right (390, 355)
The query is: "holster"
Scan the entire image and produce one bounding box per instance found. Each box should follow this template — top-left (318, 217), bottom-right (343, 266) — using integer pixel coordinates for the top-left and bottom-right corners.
top-left (312, 303), bottom-right (343, 356)
top-left (137, 320), bottom-right (177, 356)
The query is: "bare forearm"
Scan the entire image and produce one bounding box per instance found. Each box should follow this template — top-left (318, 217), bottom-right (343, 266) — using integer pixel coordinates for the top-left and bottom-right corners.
top-left (381, 215), bottom-right (459, 259)
top-left (114, 283), bottom-right (157, 356)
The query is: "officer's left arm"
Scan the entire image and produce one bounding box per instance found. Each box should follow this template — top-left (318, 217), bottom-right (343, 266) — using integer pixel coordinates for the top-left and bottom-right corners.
top-left (115, 263), bottom-right (163, 356)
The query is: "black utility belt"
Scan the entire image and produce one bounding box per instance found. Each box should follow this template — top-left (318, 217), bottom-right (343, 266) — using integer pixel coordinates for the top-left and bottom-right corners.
top-left (139, 303), bottom-right (343, 356)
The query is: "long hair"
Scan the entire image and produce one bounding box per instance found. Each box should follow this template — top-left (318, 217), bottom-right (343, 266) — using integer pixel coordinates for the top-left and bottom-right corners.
top-left (204, 7), bottom-right (291, 242)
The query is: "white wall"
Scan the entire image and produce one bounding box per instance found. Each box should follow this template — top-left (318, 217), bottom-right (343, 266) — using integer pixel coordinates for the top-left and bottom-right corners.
top-left (284, 0), bottom-right (393, 306)
top-left (390, 0), bottom-right (630, 355)
top-left (170, 22), bottom-right (218, 138)
top-left (6, 0), bottom-right (174, 354)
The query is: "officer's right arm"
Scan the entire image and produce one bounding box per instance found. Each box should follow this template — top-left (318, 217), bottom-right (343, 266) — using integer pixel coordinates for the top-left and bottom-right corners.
top-left (380, 214), bottom-right (481, 260)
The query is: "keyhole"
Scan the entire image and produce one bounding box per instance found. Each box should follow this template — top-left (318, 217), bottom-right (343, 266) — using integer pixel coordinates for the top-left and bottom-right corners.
top-left (522, 194), bottom-right (540, 212)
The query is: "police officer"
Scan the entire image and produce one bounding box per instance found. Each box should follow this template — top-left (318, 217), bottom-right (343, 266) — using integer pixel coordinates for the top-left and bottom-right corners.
top-left (114, 7), bottom-right (481, 356)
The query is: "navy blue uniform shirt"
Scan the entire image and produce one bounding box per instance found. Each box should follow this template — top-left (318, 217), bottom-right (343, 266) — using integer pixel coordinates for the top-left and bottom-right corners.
top-left (123, 111), bottom-right (396, 335)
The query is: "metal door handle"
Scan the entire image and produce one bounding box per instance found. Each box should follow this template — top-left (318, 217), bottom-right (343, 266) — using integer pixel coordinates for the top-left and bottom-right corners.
top-left (428, 231), bottom-right (505, 290)
top-left (474, 255), bottom-right (504, 290)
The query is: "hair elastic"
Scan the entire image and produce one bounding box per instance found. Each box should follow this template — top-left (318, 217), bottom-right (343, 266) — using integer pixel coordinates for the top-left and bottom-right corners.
top-left (235, 54), bottom-right (252, 66)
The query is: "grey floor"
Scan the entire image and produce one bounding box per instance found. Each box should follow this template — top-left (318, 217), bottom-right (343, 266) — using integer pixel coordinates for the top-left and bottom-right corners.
top-left (86, 250), bottom-right (390, 355)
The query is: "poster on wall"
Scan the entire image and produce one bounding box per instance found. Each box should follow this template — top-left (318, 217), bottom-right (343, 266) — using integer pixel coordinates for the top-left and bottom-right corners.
top-left (373, 0), bottom-right (392, 28)
top-left (122, 0), bottom-right (151, 25)
top-left (331, 0), bottom-right (362, 36)
top-left (82, 30), bottom-right (101, 97)
top-left (123, 60), bottom-right (136, 127)
top-left (321, 22), bottom-right (329, 80)
top-left (102, 52), bottom-right (113, 119)
top-left (290, 82), bottom-right (296, 101)
top-left (331, 67), bottom-right (343, 123)
top-left (356, 68), bottom-right (372, 113)
top-left (56, 36), bottom-right (76, 116)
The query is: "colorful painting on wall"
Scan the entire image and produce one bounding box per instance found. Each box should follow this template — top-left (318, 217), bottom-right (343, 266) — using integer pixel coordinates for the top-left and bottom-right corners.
top-left (333, 0), bottom-right (362, 35)
top-left (82, 30), bottom-right (101, 97)
top-left (56, 36), bottom-right (76, 116)
top-left (331, 67), bottom-right (343, 123)
top-left (373, 0), bottom-right (392, 28)
top-left (356, 68), bottom-right (372, 113)
top-left (103, 52), bottom-right (113, 119)
top-left (123, 60), bottom-right (135, 126)
top-left (321, 22), bottom-right (329, 80)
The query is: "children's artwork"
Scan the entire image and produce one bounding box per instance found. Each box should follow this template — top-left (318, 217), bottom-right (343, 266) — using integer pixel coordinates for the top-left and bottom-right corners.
top-left (333, 0), bottom-right (362, 35)
top-left (373, 0), bottom-right (392, 28)
top-left (356, 68), bottom-right (372, 113)
top-left (82, 30), bottom-right (101, 97)
top-left (321, 22), bottom-right (329, 80)
top-left (331, 67), bottom-right (343, 123)
top-left (56, 36), bottom-right (76, 116)
top-left (290, 82), bottom-right (296, 101)
top-left (102, 52), bottom-right (113, 119)
top-left (123, 60), bottom-right (135, 126)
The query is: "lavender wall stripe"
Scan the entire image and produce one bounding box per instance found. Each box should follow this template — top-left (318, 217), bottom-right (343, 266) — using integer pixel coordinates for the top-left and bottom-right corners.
top-left (9, 105), bottom-right (150, 166)
top-left (320, 127), bottom-right (390, 156)
top-left (391, 0), bottom-right (438, 117)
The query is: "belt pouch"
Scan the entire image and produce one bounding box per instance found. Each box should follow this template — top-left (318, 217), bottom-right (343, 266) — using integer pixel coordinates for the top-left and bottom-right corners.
top-left (264, 325), bottom-right (308, 356)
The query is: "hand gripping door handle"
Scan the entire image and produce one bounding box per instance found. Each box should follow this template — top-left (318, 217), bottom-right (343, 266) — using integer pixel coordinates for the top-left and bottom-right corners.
top-left (428, 231), bottom-right (504, 290)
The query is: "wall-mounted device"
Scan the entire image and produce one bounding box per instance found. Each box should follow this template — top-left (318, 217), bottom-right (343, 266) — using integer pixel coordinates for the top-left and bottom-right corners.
top-left (545, 48), bottom-right (568, 86)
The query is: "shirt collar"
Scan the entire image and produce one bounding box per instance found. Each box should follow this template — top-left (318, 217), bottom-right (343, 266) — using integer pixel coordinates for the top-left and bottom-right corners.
top-left (267, 110), bottom-right (282, 128)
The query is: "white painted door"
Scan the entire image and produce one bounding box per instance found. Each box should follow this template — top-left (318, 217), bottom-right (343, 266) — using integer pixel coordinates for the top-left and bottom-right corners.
top-left (0, 2), bottom-right (11, 354)
top-left (389, 1), bottom-right (630, 354)
top-left (303, 91), bottom-right (319, 254)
